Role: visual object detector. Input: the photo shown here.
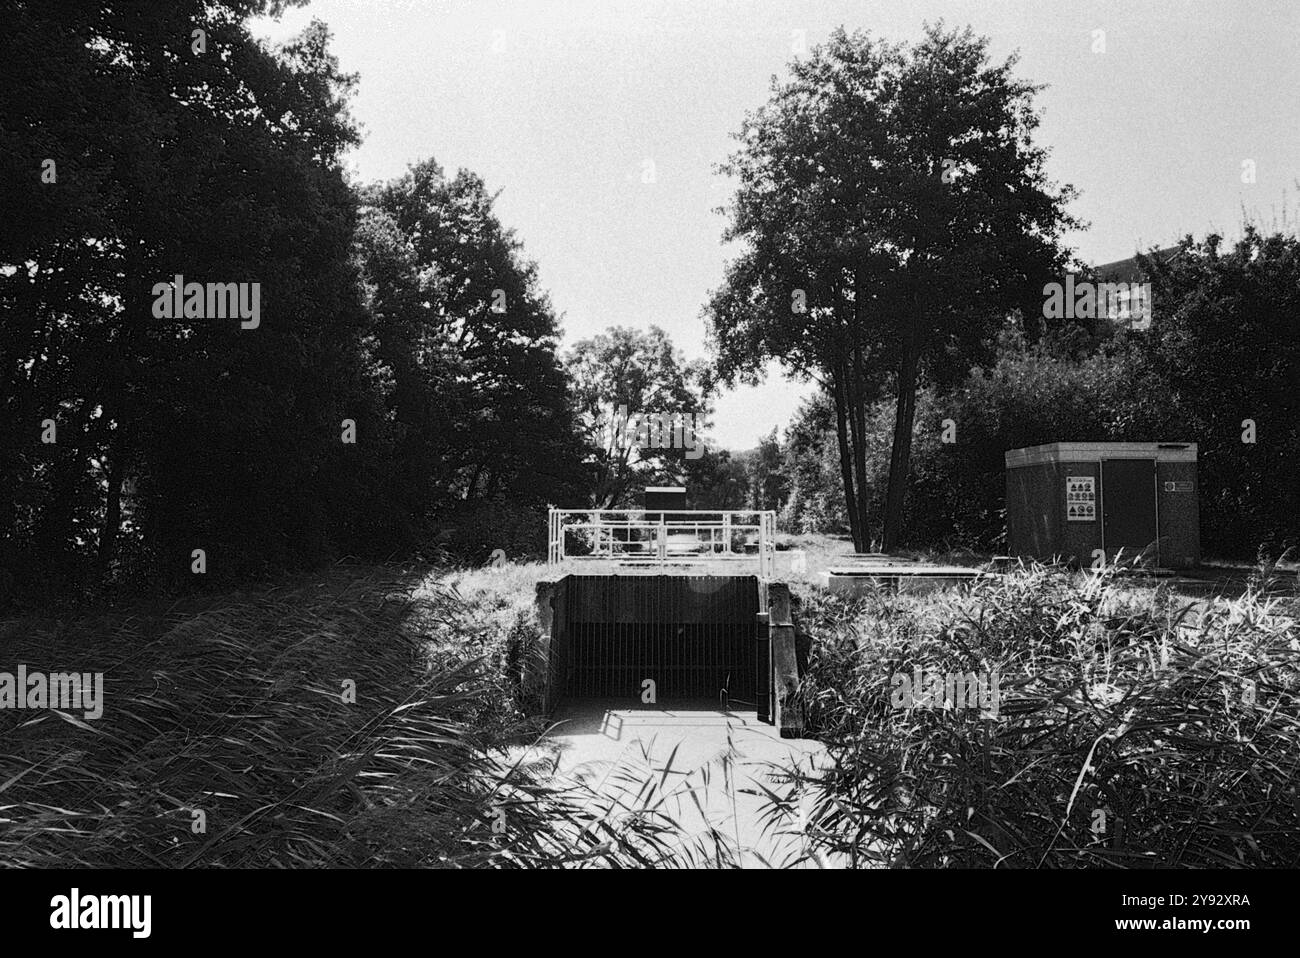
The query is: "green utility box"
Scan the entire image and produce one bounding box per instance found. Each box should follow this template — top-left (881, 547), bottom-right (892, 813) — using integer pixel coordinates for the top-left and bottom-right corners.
top-left (1005, 442), bottom-right (1199, 568)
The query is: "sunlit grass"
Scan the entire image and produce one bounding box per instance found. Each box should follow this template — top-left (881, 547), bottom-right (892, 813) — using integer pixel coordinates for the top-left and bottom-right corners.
top-left (0, 563), bottom-right (702, 868)
top-left (765, 563), bottom-right (1300, 867)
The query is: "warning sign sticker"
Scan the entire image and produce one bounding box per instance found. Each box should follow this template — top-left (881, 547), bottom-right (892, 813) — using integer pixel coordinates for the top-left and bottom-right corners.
top-left (1066, 476), bottom-right (1096, 521)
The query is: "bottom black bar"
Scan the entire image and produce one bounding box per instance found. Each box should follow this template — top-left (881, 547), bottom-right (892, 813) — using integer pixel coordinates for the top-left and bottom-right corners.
top-left (0, 868), bottom-right (1285, 945)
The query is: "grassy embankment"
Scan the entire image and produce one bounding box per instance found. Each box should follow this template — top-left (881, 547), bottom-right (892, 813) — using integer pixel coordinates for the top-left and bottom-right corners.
top-left (5, 538), bottom-right (1295, 868)
top-left (0, 563), bottom-right (716, 868)
top-left (773, 562), bottom-right (1300, 867)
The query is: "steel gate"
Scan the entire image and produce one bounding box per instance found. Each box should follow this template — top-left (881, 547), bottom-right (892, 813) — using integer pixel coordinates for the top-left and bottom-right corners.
top-left (553, 574), bottom-right (759, 703)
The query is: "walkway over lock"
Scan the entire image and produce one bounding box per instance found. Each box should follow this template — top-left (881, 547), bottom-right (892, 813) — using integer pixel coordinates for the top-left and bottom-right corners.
top-left (547, 508), bottom-right (777, 580)
top-left (538, 498), bottom-right (799, 733)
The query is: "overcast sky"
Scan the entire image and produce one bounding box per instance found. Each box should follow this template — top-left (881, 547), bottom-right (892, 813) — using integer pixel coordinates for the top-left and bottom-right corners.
top-left (254, 0), bottom-right (1300, 451)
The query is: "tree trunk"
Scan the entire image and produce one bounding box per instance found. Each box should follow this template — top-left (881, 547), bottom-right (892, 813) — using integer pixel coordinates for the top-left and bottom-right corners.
top-left (98, 238), bottom-right (142, 578)
top-left (850, 341), bottom-right (872, 548)
top-left (97, 441), bottom-right (126, 571)
top-left (881, 295), bottom-right (923, 551)
top-left (830, 364), bottom-right (863, 551)
top-left (848, 270), bottom-right (874, 550)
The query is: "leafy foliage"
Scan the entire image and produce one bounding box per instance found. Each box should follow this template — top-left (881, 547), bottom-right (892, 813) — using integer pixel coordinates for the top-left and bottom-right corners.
top-left (0, 7), bottom-right (591, 599)
top-left (774, 230), bottom-right (1300, 559)
top-left (1141, 229), bottom-right (1300, 557)
top-left (565, 325), bottom-right (710, 508)
top-left (707, 23), bottom-right (1077, 549)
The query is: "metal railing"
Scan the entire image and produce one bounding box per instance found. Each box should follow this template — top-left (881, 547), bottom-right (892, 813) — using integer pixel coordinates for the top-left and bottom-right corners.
top-left (547, 508), bottom-right (777, 579)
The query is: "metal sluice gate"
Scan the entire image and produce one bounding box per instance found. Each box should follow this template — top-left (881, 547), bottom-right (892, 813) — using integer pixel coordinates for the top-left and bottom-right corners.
top-left (548, 574), bottom-right (759, 703)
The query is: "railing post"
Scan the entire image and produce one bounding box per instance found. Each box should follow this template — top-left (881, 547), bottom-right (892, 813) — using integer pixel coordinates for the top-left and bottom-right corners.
top-left (759, 512), bottom-right (769, 579)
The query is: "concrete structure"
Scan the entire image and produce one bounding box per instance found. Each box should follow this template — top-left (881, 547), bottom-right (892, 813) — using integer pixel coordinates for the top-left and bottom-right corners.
top-left (821, 565), bottom-right (986, 596)
top-left (535, 575), bottom-right (802, 735)
top-left (1005, 441), bottom-right (1199, 568)
top-left (541, 699), bottom-right (826, 866)
top-left (643, 485), bottom-right (687, 520)
top-left (539, 489), bottom-right (799, 734)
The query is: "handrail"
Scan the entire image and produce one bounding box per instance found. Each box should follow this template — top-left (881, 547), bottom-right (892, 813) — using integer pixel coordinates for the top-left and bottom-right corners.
top-left (548, 508), bottom-right (777, 579)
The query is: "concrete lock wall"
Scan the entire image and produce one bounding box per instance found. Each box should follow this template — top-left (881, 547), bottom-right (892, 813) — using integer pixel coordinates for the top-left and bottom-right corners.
top-left (534, 574), bottom-right (760, 706)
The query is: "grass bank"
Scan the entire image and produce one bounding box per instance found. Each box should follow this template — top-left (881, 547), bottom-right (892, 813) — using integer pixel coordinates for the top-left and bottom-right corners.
top-left (0, 562), bottom-right (698, 868)
top-left (774, 564), bottom-right (1300, 867)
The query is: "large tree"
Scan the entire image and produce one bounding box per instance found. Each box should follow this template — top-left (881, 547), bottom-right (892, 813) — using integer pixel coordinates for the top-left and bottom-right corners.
top-left (0, 4), bottom-right (373, 588)
top-left (357, 159), bottom-right (588, 522)
top-left (566, 326), bottom-right (710, 508)
top-left (707, 23), bottom-right (1076, 550)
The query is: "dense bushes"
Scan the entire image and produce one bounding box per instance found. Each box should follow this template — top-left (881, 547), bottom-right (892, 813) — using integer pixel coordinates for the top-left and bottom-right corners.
top-left (774, 566), bottom-right (1300, 867)
top-left (780, 332), bottom-right (1167, 548)
top-left (904, 335), bottom-right (1171, 549)
top-left (1142, 229), bottom-right (1300, 558)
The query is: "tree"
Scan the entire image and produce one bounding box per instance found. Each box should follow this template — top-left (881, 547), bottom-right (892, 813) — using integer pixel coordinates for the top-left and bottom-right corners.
top-left (0, 4), bottom-right (373, 589)
top-left (746, 429), bottom-right (789, 512)
top-left (1141, 229), bottom-right (1300, 556)
top-left (779, 393), bottom-right (847, 535)
top-left (707, 23), bottom-right (1076, 551)
top-left (683, 450), bottom-right (749, 511)
top-left (354, 158), bottom-right (590, 554)
top-left (566, 326), bottom-right (710, 508)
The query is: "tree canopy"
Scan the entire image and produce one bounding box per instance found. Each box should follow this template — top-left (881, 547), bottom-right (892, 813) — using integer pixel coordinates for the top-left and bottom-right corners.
top-left (708, 23), bottom-right (1077, 550)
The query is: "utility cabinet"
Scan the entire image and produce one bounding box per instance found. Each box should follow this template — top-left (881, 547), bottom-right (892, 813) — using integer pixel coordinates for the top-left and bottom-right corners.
top-left (1005, 442), bottom-right (1199, 568)
top-left (643, 485), bottom-right (687, 523)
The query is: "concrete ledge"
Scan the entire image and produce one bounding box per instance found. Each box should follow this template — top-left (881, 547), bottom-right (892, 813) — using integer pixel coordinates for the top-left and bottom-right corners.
top-left (821, 566), bottom-right (986, 596)
top-left (767, 583), bottom-right (801, 738)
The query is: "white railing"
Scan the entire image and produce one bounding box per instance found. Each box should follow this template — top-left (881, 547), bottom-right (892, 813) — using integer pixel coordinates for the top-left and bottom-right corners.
top-left (548, 508), bottom-right (777, 579)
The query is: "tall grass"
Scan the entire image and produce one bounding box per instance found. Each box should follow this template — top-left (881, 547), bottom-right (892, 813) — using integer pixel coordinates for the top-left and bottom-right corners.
top-left (768, 564), bottom-right (1300, 867)
top-left (0, 564), bottom-right (698, 868)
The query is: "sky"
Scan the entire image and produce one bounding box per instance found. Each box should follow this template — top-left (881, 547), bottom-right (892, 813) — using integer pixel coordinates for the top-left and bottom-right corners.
top-left (254, 0), bottom-right (1300, 451)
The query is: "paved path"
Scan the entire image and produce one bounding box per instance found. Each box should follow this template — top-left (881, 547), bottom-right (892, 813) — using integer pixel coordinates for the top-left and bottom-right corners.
top-left (543, 698), bottom-right (829, 867)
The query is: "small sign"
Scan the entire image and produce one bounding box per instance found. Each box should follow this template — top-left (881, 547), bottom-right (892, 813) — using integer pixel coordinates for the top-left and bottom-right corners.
top-left (1066, 476), bottom-right (1096, 521)
top-left (1163, 481), bottom-right (1193, 493)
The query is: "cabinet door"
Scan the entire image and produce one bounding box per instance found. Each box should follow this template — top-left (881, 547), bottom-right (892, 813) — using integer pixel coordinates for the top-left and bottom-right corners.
top-left (1101, 459), bottom-right (1158, 563)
